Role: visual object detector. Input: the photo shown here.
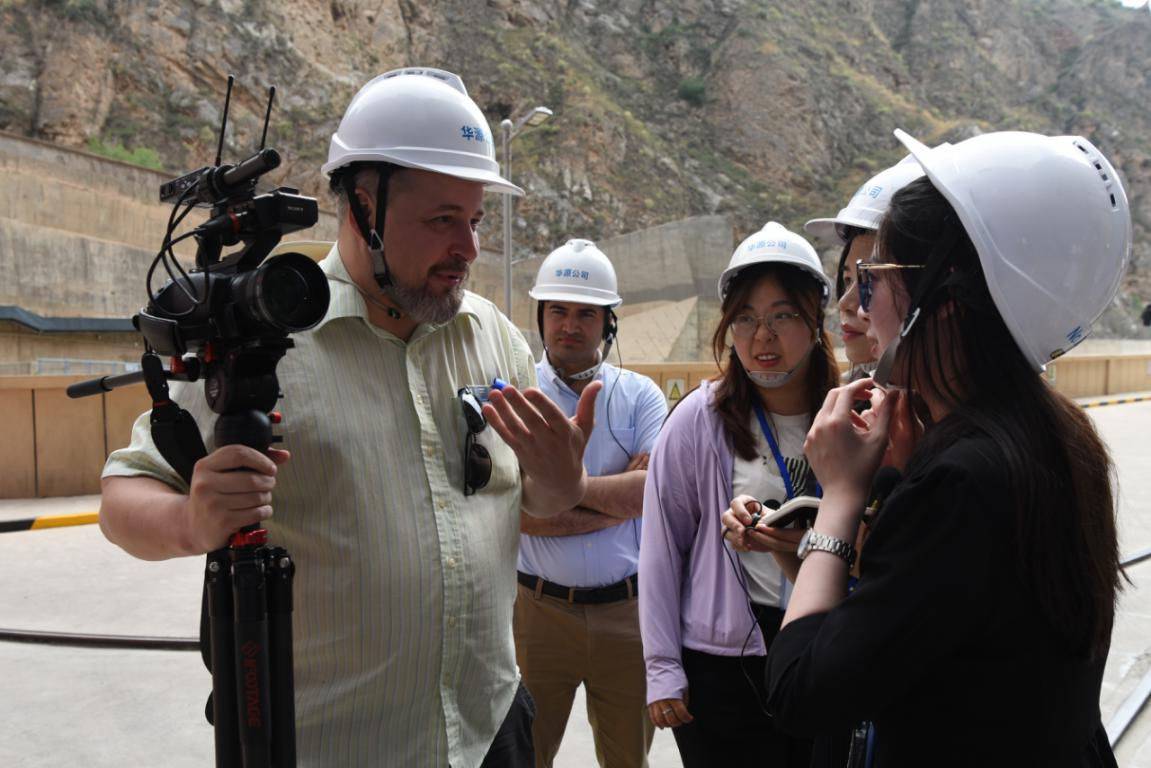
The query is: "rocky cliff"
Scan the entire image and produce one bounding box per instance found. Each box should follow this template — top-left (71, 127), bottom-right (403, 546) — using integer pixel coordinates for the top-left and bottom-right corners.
top-left (2, 0), bottom-right (1149, 333)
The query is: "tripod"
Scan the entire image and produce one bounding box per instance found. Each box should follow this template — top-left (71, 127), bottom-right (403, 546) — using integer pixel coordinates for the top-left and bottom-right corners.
top-left (173, 345), bottom-right (299, 768)
top-left (202, 433), bottom-right (297, 768)
top-left (203, 542), bottom-right (295, 767)
top-left (71, 346), bottom-right (299, 767)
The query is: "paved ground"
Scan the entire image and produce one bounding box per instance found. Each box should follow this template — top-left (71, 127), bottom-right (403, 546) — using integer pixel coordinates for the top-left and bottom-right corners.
top-left (1092, 399), bottom-right (1151, 768)
top-left (0, 498), bottom-right (682, 767)
top-left (0, 397), bottom-right (1148, 767)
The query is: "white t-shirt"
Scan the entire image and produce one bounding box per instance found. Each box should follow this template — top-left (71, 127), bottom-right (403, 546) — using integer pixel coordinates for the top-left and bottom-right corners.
top-left (731, 410), bottom-right (815, 608)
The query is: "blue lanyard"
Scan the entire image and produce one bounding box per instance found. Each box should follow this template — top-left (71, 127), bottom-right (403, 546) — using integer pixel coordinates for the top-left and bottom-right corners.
top-left (753, 402), bottom-right (797, 500)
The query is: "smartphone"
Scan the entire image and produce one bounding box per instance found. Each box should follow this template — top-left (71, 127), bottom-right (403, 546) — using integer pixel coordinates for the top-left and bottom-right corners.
top-left (747, 495), bottom-right (820, 530)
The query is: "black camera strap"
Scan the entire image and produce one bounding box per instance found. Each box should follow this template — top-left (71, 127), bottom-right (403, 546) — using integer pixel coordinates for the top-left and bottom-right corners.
top-left (142, 352), bottom-right (207, 487)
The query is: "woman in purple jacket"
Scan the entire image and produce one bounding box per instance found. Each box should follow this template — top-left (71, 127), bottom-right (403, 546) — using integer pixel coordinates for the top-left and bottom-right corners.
top-left (639, 221), bottom-right (839, 767)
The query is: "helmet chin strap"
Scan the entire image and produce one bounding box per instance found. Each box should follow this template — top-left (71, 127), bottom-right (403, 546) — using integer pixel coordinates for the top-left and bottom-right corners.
top-left (872, 308), bottom-right (919, 388)
top-left (549, 335), bottom-right (615, 382)
top-left (344, 169), bottom-right (402, 320)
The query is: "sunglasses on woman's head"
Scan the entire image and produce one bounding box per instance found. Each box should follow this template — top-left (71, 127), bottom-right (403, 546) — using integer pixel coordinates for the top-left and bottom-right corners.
top-left (855, 260), bottom-right (926, 312)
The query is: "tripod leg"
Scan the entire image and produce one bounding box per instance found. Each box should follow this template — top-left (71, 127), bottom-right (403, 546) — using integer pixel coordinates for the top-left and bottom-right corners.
top-left (266, 548), bottom-right (297, 768)
top-left (232, 545), bottom-right (273, 767)
top-left (207, 550), bottom-right (241, 768)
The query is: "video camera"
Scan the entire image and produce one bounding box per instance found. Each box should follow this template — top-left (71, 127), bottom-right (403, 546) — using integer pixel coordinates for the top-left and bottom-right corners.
top-left (141, 148), bottom-right (326, 359)
top-left (70, 77), bottom-right (329, 427)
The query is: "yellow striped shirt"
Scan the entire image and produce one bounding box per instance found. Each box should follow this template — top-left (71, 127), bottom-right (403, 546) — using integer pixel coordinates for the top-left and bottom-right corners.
top-left (104, 246), bottom-right (536, 766)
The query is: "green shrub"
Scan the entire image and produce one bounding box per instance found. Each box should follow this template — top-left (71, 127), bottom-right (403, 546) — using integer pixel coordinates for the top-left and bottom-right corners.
top-left (677, 78), bottom-right (707, 106)
top-left (86, 138), bottom-right (164, 170)
top-left (46, 0), bottom-right (108, 25)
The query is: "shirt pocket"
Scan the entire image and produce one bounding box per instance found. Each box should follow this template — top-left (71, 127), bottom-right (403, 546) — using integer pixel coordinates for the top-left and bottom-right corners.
top-left (475, 428), bottom-right (519, 493)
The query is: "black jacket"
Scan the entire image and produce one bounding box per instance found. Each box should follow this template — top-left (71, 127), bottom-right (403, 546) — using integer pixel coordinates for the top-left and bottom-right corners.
top-left (766, 435), bottom-right (1116, 767)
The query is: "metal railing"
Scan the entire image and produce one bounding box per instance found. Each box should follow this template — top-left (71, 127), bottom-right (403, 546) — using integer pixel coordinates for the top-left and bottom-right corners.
top-left (1107, 547), bottom-right (1151, 748)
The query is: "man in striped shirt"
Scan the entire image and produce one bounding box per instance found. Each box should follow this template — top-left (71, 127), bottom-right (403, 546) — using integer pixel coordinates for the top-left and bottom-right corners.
top-left (99, 68), bottom-right (598, 767)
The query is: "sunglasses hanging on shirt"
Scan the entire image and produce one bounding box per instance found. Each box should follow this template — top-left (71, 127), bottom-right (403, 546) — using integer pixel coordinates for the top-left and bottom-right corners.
top-left (457, 386), bottom-right (493, 496)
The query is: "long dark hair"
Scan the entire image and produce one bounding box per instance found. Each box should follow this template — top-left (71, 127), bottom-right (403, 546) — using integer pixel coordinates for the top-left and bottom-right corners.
top-left (710, 262), bottom-right (839, 460)
top-left (835, 225), bottom-right (867, 299)
top-left (879, 177), bottom-right (1120, 660)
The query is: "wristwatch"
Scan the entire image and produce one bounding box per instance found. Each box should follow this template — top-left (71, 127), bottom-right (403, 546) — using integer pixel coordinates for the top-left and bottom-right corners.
top-left (796, 528), bottom-right (857, 569)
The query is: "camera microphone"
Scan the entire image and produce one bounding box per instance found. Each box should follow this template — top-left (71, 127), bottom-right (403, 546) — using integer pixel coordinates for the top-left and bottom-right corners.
top-left (202, 148), bottom-right (282, 202)
top-left (221, 148), bottom-right (281, 189)
top-left (160, 149), bottom-right (283, 206)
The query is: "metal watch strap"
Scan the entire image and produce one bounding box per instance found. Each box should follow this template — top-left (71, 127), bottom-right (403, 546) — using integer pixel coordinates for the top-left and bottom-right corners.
top-left (798, 530), bottom-right (857, 569)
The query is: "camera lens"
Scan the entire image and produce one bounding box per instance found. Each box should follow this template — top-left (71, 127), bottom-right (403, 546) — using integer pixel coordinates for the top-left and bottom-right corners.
top-left (234, 251), bottom-right (331, 333)
top-left (262, 265), bottom-right (309, 319)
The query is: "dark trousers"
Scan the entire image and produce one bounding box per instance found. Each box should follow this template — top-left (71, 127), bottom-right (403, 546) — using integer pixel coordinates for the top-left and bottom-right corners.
top-left (671, 605), bottom-right (812, 768)
top-left (481, 682), bottom-right (536, 768)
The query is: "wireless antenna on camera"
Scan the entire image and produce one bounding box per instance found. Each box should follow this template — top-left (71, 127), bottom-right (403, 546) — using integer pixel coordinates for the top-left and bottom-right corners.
top-left (160, 78), bottom-right (283, 208)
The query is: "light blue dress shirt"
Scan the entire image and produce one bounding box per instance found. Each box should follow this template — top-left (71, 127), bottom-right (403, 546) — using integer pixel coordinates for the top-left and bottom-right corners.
top-left (517, 358), bottom-right (668, 588)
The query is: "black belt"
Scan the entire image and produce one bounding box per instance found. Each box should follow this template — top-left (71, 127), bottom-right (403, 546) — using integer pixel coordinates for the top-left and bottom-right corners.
top-left (517, 571), bottom-right (638, 605)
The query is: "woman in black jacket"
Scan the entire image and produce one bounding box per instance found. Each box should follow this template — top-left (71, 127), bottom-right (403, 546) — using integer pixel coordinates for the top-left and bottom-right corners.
top-left (737, 129), bottom-right (1130, 767)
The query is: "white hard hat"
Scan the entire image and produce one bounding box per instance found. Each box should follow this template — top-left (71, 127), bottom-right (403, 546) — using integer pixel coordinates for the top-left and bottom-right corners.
top-left (805, 156), bottom-right (925, 246)
top-left (529, 239), bottom-right (622, 307)
top-left (895, 128), bottom-right (1131, 370)
top-left (718, 221), bottom-right (832, 304)
top-left (322, 67), bottom-right (523, 196)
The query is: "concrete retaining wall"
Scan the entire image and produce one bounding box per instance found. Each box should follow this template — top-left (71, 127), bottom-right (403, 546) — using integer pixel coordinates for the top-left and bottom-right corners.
top-left (6, 352), bottom-right (1150, 498)
top-left (3, 131), bottom-right (730, 366)
top-left (0, 130), bottom-right (338, 329)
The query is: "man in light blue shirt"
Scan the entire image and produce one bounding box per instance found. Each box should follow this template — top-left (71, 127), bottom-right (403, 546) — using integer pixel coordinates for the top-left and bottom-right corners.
top-left (515, 239), bottom-right (668, 767)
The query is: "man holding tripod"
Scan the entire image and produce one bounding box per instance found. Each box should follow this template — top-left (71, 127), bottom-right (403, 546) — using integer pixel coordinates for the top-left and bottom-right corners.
top-left (99, 67), bottom-right (597, 767)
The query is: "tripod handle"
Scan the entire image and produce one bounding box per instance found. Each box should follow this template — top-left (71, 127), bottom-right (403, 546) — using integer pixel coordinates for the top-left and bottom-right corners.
top-left (67, 370), bottom-right (148, 399)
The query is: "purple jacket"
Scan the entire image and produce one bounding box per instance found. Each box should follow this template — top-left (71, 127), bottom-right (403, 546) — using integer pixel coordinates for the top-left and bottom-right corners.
top-left (639, 380), bottom-right (768, 704)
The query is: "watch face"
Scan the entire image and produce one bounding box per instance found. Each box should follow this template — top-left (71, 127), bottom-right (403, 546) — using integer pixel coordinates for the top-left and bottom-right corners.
top-left (797, 527), bottom-right (814, 558)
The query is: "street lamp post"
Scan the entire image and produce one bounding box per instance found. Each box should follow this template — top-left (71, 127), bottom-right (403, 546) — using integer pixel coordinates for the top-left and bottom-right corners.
top-left (501, 106), bottom-right (553, 319)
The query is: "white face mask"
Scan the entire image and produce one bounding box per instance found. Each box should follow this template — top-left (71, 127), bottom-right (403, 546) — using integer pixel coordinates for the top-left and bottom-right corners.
top-left (743, 343), bottom-right (815, 389)
top-left (746, 368), bottom-right (799, 389)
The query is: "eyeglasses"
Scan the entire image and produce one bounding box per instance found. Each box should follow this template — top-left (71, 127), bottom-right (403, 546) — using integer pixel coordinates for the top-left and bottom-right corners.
top-left (855, 260), bottom-right (926, 312)
top-left (457, 387), bottom-right (492, 496)
top-left (730, 311), bottom-right (803, 339)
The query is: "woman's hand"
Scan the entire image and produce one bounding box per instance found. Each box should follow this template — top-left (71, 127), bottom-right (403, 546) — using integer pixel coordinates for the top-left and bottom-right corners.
top-left (861, 387), bottom-right (919, 471)
top-left (804, 378), bottom-right (894, 502)
top-left (722, 496), bottom-right (806, 554)
top-left (648, 696), bottom-right (693, 729)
